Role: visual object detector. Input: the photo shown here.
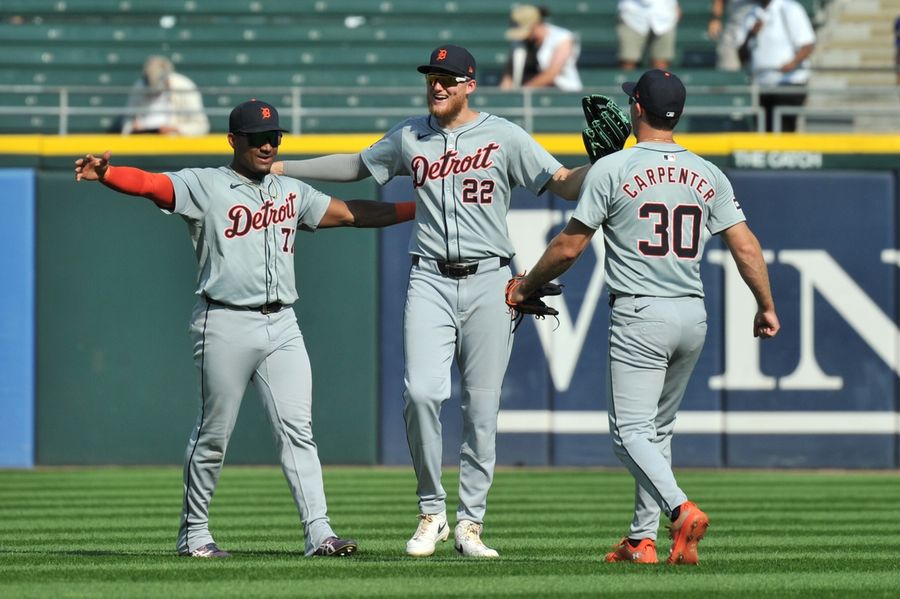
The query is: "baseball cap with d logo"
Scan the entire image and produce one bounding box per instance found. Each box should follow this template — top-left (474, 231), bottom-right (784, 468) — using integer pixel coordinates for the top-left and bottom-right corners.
top-left (417, 44), bottom-right (477, 79)
top-left (229, 99), bottom-right (289, 133)
top-left (622, 69), bottom-right (686, 119)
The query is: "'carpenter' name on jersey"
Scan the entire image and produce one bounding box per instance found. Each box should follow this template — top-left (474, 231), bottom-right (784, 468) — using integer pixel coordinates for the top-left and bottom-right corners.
top-left (411, 143), bottom-right (500, 188)
top-left (623, 166), bottom-right (715, 202)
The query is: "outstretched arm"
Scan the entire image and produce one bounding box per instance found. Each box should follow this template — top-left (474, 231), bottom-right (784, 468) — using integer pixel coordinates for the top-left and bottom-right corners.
top-left (720, 222), bottom-right (780, 339)
top-left (74, 150), bottom-right (175, 210)
top-left (318, 198), bottom-right (415, 229)
top-left (273, 153), bottom-right (371, 182)
top-left (545, 164), bottom-right (590, 200)
top-left (508, 217), bottom-right (595, 301)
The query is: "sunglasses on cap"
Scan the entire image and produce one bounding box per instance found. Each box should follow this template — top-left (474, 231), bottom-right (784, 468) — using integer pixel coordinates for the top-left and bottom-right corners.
top-left (236, 131), bottom-right (283, 148)
top-left (425, 73), bottom-right (469, 87)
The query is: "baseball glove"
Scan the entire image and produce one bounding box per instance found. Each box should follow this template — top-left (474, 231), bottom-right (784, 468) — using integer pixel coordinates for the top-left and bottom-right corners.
top-left (581, 94), bottom-right (631, 163)
top-left (505, 274), bottom-right (563, 330)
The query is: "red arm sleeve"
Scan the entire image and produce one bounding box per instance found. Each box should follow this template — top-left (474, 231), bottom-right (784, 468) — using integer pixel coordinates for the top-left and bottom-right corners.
top-left (101, 165), bottom-right (176, 211)
top-left (394, 201), bottom-right (415, 223)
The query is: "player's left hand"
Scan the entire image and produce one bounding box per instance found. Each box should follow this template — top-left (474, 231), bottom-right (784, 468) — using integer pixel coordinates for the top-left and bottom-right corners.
top-left (75, 150), bottom-right (111, 182)
top-left (753, 309), bottom-right (780, 339)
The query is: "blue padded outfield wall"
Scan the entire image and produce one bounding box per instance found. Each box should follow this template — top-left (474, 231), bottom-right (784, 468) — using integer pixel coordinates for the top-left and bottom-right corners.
top-left (0, 169), bottom-right (35, 468)
top-left (379, 170), bottom-right (900, 469)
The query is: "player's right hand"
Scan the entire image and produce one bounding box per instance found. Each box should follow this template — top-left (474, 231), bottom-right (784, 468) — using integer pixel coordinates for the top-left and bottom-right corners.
top-left (74, 150), bottom-right (111, 182)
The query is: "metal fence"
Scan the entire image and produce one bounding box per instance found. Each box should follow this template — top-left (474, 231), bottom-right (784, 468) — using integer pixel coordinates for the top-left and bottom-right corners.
top-left (1, 82), bottom-right (898, 135)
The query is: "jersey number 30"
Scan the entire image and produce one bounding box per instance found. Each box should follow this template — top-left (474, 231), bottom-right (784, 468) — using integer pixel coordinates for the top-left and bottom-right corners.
top-left (638, 203), bottom-right (702, 259)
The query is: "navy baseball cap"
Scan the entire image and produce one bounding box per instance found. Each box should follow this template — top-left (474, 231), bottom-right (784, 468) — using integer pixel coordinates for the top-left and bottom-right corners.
top-left (229, 99), bottom-right (288, 133)
top-left (622, 69), bottom-right (686, 119)
top-left (417, 45), bottom-right (477, 79)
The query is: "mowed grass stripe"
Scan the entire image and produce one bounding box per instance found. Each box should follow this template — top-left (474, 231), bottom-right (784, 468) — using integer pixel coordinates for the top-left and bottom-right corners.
top-left (1, 467), bottom-right (899, 597)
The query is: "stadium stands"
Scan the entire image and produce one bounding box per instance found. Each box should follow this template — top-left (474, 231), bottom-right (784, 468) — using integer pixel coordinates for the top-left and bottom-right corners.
top-left (0, 0), bottom-right (822, 134)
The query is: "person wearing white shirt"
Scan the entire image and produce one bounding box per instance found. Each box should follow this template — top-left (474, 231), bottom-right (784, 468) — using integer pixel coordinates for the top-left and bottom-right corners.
top-left (617, 0), bottom-right (681, 70)
top-left (500, 4), bottom-right (583, 91)
top-left (121, 56), bottom-right (210, 136)
top-left (737, 0), bottom-right (815, 131)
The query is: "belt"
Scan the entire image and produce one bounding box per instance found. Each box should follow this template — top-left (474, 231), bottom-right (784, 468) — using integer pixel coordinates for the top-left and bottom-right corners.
top-left (412, 256), bottom-right (511, 279)
top-left (608, 293), bottom-right (644, 307)
top-left (608, 294), bottom-right (701, 307)
top-left (204, 294), bottom-right (288, 315)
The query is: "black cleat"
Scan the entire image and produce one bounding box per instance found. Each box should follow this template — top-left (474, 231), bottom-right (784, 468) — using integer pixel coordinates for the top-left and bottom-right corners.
top-left (313, 536), bottom-right (358, 557)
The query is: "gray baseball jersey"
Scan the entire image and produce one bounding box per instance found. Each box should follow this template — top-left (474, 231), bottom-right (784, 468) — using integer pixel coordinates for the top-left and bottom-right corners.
top-left (166, 166), bottom-right (331, 305)
top-left (362, 112), bottom-right (563, 533)
top-left (362, 113), bottom-right (562, 260)
top-left (573, 141), bottom-right (744, 297)
top-left (165, 166), bottom-right (339, 556)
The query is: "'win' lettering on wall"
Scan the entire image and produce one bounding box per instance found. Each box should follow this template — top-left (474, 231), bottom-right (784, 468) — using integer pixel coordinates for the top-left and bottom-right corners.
top-left (507, 209), bottom-right (899, 393)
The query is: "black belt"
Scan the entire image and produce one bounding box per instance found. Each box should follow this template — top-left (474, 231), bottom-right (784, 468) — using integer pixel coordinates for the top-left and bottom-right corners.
top-left (608, 294), bottom-right (701, 307)
top-left (608, 293), bottom-right (643, 307)
top-left (412, 256), bottom-right (511, 279)
top-left (204, 294), bottom-right (288, 315)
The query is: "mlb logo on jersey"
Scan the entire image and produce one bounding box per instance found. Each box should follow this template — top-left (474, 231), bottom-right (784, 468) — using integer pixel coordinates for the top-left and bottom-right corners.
top-left (663, 154), bottom-right (677, 162)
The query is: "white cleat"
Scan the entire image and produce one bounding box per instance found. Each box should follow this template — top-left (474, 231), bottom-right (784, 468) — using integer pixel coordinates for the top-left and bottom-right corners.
top-left (405, 512), bottom-right (449, 557)
top-left (454, 520), bottom-right (500, 558)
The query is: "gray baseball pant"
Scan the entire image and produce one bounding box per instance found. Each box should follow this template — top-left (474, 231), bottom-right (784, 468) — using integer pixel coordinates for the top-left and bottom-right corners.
top-left (402, 257), bottom-right (514, 524)
top-left (606, 295), bottom-right (706, 540)
top-left (177, 298), bottom-right (336, 555)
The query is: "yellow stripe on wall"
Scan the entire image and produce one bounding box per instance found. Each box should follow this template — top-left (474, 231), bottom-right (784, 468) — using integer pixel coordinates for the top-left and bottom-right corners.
top-left (1, 133), bottom-right (898, 157)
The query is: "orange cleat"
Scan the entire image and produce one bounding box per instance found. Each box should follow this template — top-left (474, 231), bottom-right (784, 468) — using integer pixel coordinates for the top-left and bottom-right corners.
top-left (605, 537), bottom-right (658, 564)
top-left (666, 501), bottom-right (709, 565)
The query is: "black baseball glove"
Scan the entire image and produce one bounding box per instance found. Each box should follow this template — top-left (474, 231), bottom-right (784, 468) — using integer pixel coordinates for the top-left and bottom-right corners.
top-left (505, 274), bottom-right (562, 331)
top-left (581, 94), bottom-right (631, 163)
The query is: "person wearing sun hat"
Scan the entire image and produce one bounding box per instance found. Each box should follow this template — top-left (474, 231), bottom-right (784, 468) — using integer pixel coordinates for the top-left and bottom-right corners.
top-left (499, 4), bottom-right (582, 91)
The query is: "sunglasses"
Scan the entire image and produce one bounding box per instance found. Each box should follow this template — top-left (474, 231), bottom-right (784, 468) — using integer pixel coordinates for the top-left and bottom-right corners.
top-left (425, 73), bottom-right (469, 88)
top-left (237, 131), bottom-right (283, 147)
top-left (628, 96), bottom-right (637, 105)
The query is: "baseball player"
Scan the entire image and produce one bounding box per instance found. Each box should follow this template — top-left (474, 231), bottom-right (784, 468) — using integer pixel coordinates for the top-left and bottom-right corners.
top-left (73, 99), bottom-right (415, 559)
top-left (273, 45), bottom-right (588, 557)
top-left (508, 70), bottom-right (779, 565)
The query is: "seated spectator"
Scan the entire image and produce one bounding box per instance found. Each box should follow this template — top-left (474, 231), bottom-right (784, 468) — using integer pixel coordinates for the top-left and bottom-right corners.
top-left (121, 56), bottom-right (210, 136)
top-left (737, 0), bottom-right (815, 132)
top-left (708, 0), bottom-right (756, 71)
top-left (617, 0), bottom-right (681, 71)
top-left (499, 5), bottom-right (582, 91)
top-left (895, 16), bottom-right (900, 85)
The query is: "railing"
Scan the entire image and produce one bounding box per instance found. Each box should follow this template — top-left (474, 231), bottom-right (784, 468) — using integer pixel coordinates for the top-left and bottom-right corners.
top-left (1, 82), bottom-right (899, 135)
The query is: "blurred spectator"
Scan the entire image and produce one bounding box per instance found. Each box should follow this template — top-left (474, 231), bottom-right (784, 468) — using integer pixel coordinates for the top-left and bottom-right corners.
top-left (499, 5), bottom-right (582, 91)
top-left (121, 56), bottom-right (210, 136)
top-left (737, 0), bottom-right (815, 132)
top-left (617, 0), bottom-right (681, 71)
top-left (895, 16), bottom-right (900, 85)
top-left (708, 0), bottom-right (755, 71)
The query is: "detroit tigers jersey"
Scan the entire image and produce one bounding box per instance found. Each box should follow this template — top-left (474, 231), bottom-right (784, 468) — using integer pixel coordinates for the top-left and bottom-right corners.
top-left (573, 141), bottom-right (744, 297)
top-left (361, 113), bottom-right (563, 262)
top-left (166, 166), bottom-right (331, 306)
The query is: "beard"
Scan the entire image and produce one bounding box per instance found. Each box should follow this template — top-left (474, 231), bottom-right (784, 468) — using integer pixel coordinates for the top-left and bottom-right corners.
top-left (428, 90), bottom-right (467, 122)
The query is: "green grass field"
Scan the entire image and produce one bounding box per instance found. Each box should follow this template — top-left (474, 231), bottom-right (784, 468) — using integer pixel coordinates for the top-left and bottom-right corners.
top-left (1, 467), bottom-right (898, 597)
